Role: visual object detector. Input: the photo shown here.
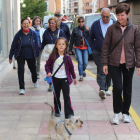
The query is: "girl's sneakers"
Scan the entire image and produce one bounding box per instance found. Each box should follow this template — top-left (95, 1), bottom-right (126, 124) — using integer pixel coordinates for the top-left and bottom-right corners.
top-left (19, 89), bottom-right (25, 95)
top-left (111, 113), bottom-right (121, 125)
top-left (123, 114), bottom-right (130, 123)
top-left (79, 76), bottom-right (83, 81)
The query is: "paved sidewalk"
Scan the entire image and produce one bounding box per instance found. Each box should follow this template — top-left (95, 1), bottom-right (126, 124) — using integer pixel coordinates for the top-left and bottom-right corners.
top-left (0, 60), bottom-right (140, 140)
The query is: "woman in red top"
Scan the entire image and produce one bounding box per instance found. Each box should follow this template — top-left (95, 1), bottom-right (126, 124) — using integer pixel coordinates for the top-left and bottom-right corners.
top-left (69, 16), bottom-right (89, 81)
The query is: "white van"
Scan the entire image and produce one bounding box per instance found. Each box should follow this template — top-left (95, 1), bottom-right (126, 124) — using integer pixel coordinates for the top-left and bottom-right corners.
top-left (43, 15), bottom-right (54, 29)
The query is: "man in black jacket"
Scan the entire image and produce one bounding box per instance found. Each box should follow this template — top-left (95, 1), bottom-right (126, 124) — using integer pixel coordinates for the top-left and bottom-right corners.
top-left (55, 13), bottom-right (71, 42)
top-left (89, 8), bottom-right (115, 99)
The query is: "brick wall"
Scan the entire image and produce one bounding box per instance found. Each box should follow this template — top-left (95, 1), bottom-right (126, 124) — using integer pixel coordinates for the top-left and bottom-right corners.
top-left (97, 0), bottom-right (108, 9)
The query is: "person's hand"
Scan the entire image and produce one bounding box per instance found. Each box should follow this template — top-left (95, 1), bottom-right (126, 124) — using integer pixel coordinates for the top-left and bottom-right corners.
top-left (86, 25), bottom-right (89, 30)
top-left (47, 73), bottom-right (52, 77)
top-left (103, 66), bottom-right (108, 75)
top-left (69, 52), bottom-right (72, 55)
top-left (73, 79), bottom-right (77, 85)
top-left (9, 59), bottom-right (12, 64)
top-left (137, 68), bottom-right (140, 76)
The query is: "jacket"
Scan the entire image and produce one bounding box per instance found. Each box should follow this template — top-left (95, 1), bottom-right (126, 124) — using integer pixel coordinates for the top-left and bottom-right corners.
top-left (88, 19), bottom-right (115, 52)
top-left (9, 29), bottom-right (39, 60)
top-left (101, 19), bottom-right (140, 68)
top-left (30, 26), bottom-right (46, 43)
top-left (69, 26), bottom-right (89, 52)
top-left (45, 53), bottom-right (76, 85)
top-left (41, 28), bottom-right (67, 49)
top-left (60, 22), bottom-right (71, 42)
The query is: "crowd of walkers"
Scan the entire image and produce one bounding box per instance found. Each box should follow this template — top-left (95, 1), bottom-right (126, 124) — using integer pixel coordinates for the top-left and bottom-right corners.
top-left (9, 3), bottom-right (140, 124)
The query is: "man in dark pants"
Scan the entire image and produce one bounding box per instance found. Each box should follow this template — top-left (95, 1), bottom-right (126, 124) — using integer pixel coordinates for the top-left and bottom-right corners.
top-left (89, 8), bottom-right (115, 99)
top-left (54, 13), bottom-right (71, 42)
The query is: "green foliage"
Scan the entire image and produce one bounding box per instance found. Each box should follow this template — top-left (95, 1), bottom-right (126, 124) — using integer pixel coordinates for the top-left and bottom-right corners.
top-left (45, 12), bottom-right (54, 16)
top-left (20, 0), bottom-right (47, 20)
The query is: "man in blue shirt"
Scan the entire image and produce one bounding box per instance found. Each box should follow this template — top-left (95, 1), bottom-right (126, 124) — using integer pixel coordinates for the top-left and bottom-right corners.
top-left (89, 8), bottom-right (115, 99)
top-left (54, 13), bottom-right (71, 42)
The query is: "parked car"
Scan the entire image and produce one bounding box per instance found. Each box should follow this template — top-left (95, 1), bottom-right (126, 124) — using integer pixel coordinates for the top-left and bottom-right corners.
top-left (70, 13), bottom-right (117, 59)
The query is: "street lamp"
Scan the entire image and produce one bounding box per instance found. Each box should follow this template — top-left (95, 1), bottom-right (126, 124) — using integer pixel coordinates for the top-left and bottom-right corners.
top-left (22, 4), bottom-right (26, 8)
top-left (20, 0), bottom-right (24, 4)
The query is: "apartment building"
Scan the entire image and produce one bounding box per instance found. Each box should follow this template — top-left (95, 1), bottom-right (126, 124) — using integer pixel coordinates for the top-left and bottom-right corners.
top-left (0, 0), bottom-right (20, 83)
top-left (83, 0), bottom-right (97, 14)
top-left (45, 0), bottom-right (56, 13)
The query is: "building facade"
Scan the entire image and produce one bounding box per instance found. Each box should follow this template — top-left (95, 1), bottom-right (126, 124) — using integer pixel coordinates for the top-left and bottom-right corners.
top-left (0, 0), bottom-right (20, 83)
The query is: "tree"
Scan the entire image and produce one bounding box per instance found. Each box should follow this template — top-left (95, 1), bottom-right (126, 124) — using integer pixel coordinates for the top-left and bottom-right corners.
top-left (21, 0), bottom-right (47, 19)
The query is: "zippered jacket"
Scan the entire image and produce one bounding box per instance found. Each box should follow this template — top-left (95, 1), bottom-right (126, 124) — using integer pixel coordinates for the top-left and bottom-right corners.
top-left (101, 19), bottom-right (140, 68)
top-left (88, 19), bottom-right (115, 52)
top-left (9, 29), bottom-right (39, 60)
top-left (45, 52), bottom-right (76, 85)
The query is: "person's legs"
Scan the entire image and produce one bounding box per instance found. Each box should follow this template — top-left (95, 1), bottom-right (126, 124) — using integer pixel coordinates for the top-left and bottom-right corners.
top-left (52, 77), bottom-right (61, 115)
top-left (82, 49), bottom-right (88, 74)
top-left (109, 65), bottom-right (123, 114)
top-left (17, 57), bottom-right (25, 89)
top-left (26, 58), bottom-right (37, 83)
top-left (75, 48), bottom-right (83, 76)
top-left (36, 50), bottom-right (43, 77)
top-left (122, 65), bottom-right (134, 115)
top-left (61, 78), bottom-right (74, 118)
top-left (92, 49), bottom-right (107, 90)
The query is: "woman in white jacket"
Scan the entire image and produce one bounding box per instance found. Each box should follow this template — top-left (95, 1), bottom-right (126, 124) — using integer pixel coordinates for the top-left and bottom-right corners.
top-left (30, 16), bottom-right (45, 79)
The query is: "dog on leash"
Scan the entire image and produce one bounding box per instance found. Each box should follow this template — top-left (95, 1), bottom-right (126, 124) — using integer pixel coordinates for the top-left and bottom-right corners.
top-left (45, 102), bottom-right (83, 140)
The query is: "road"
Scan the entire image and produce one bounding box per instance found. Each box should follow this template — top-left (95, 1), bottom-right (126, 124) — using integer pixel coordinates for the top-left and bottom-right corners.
top-left (71, 54), bottom-right (140, 117)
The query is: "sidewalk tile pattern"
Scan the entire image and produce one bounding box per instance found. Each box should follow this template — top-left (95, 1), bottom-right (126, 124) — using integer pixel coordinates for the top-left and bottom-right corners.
top-left (0, 60), bottom-right (139, 140)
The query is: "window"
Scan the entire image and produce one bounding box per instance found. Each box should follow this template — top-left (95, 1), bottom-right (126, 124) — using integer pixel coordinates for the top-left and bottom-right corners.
top-left (0, 0), bottom-right (2, 60)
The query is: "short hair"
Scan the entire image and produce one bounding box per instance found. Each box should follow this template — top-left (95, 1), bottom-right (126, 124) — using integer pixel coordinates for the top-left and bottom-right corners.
top-left (32, 16), bottom-right (43, 28)
top-left (21, 18), bottom-right (30, 24)
top-left (48, 17), bottom-right (60, 29)
top-left (116, 3), bottom-right (130, 15)
top-left (77, 16), bottom-right (85, 23)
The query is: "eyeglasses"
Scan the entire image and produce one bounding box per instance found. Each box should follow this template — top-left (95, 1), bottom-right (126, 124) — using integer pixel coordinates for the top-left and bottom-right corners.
top-left (101, 15), bottom-right (110, 19)
top-left (78, 21), bottom-right (84, 23)
top-left (49, 22), bottom-right (56, 25)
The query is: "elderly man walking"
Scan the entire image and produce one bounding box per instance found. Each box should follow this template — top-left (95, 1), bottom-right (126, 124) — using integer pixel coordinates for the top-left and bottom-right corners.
top-left (89, 8), bottom-right (115, 99)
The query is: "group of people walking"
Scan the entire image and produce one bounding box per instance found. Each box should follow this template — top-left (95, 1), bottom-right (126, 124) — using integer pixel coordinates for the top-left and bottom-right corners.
top-left (9, 3), bottom-right (140, 124)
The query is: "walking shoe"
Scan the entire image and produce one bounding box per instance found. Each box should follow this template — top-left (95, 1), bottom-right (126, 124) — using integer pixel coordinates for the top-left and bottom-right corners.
top-left (79, 76), bottom-right (83, 81)
top-left (34, 81), bottom-right (39, 88)
top-left (111, 113), bottom-right (121, 125)
top-left (37, 74), bottom-right (40, 79)
top-left (106, 90), bottom-right (112, 96)
top-left (19, 89), bottom-right (25, 95)
top-left (99, 90), bottom-right (106, 99)
top-left (48, 84), bottom-right (53, 92)
top-left (123, 114), bottom-right (130, 123)
top-left (83, 71), bottom-right (86, 77)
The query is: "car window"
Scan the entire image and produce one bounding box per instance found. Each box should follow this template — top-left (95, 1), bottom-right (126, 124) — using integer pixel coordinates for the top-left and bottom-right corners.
top-left (85, 14), bottom-right (116, 28)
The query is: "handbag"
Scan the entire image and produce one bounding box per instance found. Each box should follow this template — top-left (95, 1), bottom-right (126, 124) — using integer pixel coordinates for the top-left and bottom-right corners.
top-left (109, 24), bottom-right (132, 55)
top-left (42, 29), bottom-right (60, 60)
top-left (80, 30), bottom-right (92, 55)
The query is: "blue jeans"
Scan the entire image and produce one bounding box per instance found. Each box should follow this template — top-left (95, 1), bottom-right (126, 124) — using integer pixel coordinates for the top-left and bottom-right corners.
top-left (75, 48), bottom-right (88, 76)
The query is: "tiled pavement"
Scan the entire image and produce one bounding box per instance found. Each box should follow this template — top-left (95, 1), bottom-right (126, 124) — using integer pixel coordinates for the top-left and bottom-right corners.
top-left (0, 60), bottom-right (140, 140)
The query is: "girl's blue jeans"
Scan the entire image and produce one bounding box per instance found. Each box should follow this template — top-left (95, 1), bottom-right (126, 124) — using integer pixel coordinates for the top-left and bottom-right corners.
top-left (75, 48), bottom-right (88, 76)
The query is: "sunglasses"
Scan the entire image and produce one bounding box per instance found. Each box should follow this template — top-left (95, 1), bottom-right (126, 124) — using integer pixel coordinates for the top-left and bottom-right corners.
top-left (101, 15), bottom-right (110, 18)
top-left (78, 21), bottom-right (84, 23)
top-left (49, 22), bottom-right (56, 25)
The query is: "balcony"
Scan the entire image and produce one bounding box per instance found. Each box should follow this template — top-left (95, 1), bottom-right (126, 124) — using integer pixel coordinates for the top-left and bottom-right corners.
top-left (69, 0), bottom-right (78, 3)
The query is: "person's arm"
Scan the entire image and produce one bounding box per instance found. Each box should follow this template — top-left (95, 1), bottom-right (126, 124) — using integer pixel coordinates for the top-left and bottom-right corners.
top-left (41, 30), bottom-right (47, 50)
top-left (45, 54), bottom-right (53, 74)
top-left (9, 33), bottom-right (18, 61)
top-left (88, 22), bottom-right (96, 51)
top-left (65, 24), bottom-right (71, 42)
top-left (134, 27), bottom-right (140, 76)
top-left (69, 28), bottom-right (75, 52)
top-left (101, 27), bottom-right (112, 66)
top-left (68, 56), bottom-right (76, 79)
top-left (34, 32), bottom-right (39, 58)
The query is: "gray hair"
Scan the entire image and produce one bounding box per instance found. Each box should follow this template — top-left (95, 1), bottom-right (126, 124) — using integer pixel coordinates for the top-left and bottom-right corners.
top-left (101, 8), bottom-right (111, 14)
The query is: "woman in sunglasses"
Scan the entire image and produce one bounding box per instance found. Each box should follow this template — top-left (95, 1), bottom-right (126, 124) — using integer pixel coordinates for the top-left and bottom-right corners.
top-left (69, 16), bottom-right (89, 81)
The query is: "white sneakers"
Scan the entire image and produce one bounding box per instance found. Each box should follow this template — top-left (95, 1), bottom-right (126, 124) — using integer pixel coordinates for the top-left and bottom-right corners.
top-left (123, 114), bottom-right (131, 123)
top-left (111, 113), bottom-right (130, 125)
top-left (106, 90), bottom-right (112, 96)
top-left (19, 89), bottom-right (25, 95)
top-left (99, 90), bottom-right (106, 99)
top-left (34, 81), bottom-right (39, 88)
